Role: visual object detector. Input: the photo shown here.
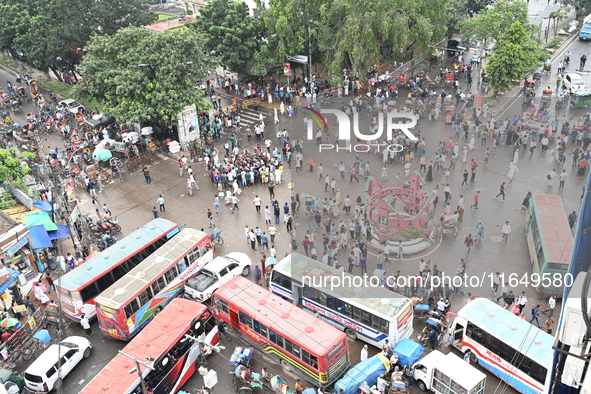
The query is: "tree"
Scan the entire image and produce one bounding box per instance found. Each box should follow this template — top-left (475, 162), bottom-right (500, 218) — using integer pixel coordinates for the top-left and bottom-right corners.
top-left (561, 0), bottom-right (591, 18)
top-left (485, 21), bottom-right (543, 92)
top-left (549, 7), bottom-right (571, 35)
top-left (73, 28), bottom-right (217, 128)
top-left (0, 148), bottom-right (31, 192)
top-left (192, 0), bottom-right (267, 77)
top-left (457, 0), bottom-right (530, 46)
top-left (445, 0), bottom-right (488, 34)
top-left (318, 0), bottom-right (451, 78)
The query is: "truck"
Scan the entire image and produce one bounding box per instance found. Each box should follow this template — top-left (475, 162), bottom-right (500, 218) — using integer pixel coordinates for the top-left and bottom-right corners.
top-left (580, 13), bottom-right (591, 40)
top-left (412, 351), bottom-right (486, 394)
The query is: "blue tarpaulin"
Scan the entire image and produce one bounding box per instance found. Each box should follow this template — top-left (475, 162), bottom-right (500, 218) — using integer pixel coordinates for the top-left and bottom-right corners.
top-left (0, 268), bottom-right (19, 295)
top-left (32, 199), bottom-right (52, 213)
top-left (48, 224), bottom-right (70, 240)
top-left (393, 338), bottom-right (424, 367)
top-left (334, 353), bottom-right (390, 394)
top-left (28, 225), bottom-right (53, 249)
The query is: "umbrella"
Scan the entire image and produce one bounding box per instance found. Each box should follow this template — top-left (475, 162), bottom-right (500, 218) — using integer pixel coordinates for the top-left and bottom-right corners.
top-left (0, 318), bottom-right (19, 329)
top-left (265, 257), bottom-right (277, 267)
top-left (92, 148), bottom-right (113, 161)
top-left (49, 150), bottom-right (58, 156)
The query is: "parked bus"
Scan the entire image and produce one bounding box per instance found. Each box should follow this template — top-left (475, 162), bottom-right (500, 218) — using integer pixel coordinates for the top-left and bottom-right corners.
top-left (213, 276), bottom-right (350, 387)
top-left (57, 219), bottom-right (180, 321)
top-left (94, 228), bottom-right (214, 340)
top-left (79, 298), bottom-right (218, 394)
top-left (525, 194), bottom-right (574, 295)
top-left (448, 298), bottom-right (553, 394)
top-left (269, 253), bottom-right (413, 347)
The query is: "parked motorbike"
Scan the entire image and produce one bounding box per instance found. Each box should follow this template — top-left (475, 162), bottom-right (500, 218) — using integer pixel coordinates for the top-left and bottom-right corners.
top-left (96, 234), bottom-right (118, 251)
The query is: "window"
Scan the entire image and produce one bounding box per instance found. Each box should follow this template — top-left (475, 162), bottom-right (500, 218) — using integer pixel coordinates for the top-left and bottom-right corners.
top-left (304, 286), bottom-right (315, 299)
top-left (96, 273), bottom-right (115, 293)
top-left (226, 263), bottom-right (239, 273)
top-left (215, 297), bottom-right (229, 314)
top-left (547, 263), bottom-right (568, 271)
top-left (260, 325), bottom-right (268, 338)
top-left (46, 365), bottom-right (58, 378)
top-left (498, 342), bottom-right (516, 363)
top-left (291, 344), bottom-right (301, 359)
top-left (301, 350), bottom-right (319, 369)
top-left (530, 362), bottom-right (548, 384)
top-left (218, 267), bottom-right (229, 278)
top-left (284, 339), bottom-right (293, 354)
top-left (327, 340), bottom-right (344, 360)
top-left (516, 355), bottom-right (531, 374)
top-left (177, 260), bottom-right (187, 273)
top-left (353, 306), bottom-right (362, 322)
top-left (186, 248), bottom-right (200, 264)
top-left (151, 280), bottom-right (162, 295)
top-left (165, 266), bottom-right (178, 283)
top-left (269, 329), bottom-right (277, 344)
top-left (361, 311), bottom-right (371, 326)
top-left (138, 288), bottom-right (152, 307)
top-left (275, 334), bottom-right (285, 349)
top-left (343, 303), bottom-right (352, 317)
top-left (271, 272), bottom-right (292, 290)
top-left (253, 319), bottom-right (261, 333)
top-left (124, 300), bottom-right (140, 317)
top-left (199, 246), bottom-right (208, 257)
top-left (486, 335), bottom-right (500, 354)
top-left (318, 292), bottom-right (327, 306)
top-left (327, 296), bottom-right (336, 310)
top-left (239, 311), bottom-right (247, 325)
top-left (64, 349), bottom-right (77, 360)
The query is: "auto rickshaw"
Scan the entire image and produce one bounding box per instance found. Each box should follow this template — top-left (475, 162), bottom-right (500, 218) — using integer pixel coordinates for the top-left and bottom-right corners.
top-left (570, 90), bottom-right (591, 108)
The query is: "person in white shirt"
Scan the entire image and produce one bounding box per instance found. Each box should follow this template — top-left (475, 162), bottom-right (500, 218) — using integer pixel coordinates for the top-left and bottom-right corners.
top-left (501, 221), bottom-right (512, 242)
top-left (360, 345), bottom-right (368, 362)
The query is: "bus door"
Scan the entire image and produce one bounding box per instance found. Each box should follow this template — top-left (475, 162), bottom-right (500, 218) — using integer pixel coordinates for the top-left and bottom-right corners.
top-left (450, 317), bottom-right (466, 348)
top-left (230, 310), bottom-right (239, 331)
top-left (293, 284), bottom-right (303, 307)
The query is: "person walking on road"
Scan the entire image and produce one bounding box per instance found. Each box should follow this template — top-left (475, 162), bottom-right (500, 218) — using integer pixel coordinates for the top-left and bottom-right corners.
top-left (547, 169), bottom-right (557, 188)
top-left (501, 221), bottom-right (512, 242)
top-left (471, 191), bottom-right (480, 209)
top-left (207, 209), bottom-right (215, 228)
top-left (530, 304), bottom-right (541, 328)
top-left (569, 211), bottom-right (577, 229)
top-left (152, 207), bottom-right (159, 219)
top-left (542, 295), bottom-right (556, 317)
top-left (217, 320), bottom-right (231, 341)
top-left (464, 234), bottom-right (473, 256)
top-left (80, 314), bottom-right (92, 336)
top-left (495, 182), bottom-right (506, 201)
top-left (157, 195), bottom-right (165, 212)
top-left (517, 291), bottom-right (528, 314)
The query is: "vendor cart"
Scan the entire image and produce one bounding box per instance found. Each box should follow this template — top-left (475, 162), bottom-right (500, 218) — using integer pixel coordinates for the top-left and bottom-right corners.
top-left (525, 105), bottom-right (536, 118)
top-left (229, 347), bottom-right (253, 367)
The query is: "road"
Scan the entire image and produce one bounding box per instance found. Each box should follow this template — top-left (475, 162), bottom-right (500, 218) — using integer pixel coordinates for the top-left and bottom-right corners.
top-left (3, 33), bottom-right (590, 394)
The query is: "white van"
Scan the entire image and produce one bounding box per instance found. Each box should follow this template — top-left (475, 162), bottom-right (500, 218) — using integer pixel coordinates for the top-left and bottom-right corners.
top-left (413, 351), bottom-right (486, 394)
top-left (24, 336), bottom-right (92, 393)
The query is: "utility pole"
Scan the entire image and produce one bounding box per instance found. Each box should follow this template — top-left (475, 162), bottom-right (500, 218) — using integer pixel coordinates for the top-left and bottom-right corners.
top-left (119, 351), bottom-right (155, 394)
top-left (308, 20), bottom-right (313, 86)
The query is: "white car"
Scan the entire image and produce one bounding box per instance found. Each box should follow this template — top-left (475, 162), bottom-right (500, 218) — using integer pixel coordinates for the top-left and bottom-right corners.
top-left (185, 252), bottom-right (252, 302)
top-left (58, 99), bottom-right (85, 114)
top-left (563, 73), bottom-right (586, 92)
top-left (24, 336), bottom-right (92, 393)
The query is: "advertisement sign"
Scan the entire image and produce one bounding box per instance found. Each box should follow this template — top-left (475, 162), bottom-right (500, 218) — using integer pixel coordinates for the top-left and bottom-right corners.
top-left (70, 204), bottom-right (80, 224)
top-left (284, 63), bottom-right (291, 75)
top-left (177, 104), bottom-right (200, 150)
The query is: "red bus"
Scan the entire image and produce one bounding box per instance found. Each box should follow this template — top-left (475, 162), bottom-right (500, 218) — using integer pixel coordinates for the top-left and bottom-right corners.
top-left (57, 219), bottom-right (180, 321)
top-left (79, 298), bottom-right (218, 394)
top-left (213, 276), bottom-right (350, 388)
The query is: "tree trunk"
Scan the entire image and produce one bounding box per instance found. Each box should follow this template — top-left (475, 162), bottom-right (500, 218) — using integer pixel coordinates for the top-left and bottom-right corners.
top-left (49, 66), bottom-right (63, 82)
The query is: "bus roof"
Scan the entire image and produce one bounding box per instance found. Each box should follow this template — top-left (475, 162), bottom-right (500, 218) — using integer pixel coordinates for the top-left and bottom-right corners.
top-left (79, 298), bottom-right (206, 394)
top-left (216, 276), bottom-right (346, 353)
top-left (459, 298), bottom-right (554, 366)
top-left (274, 253), bottom-right (410, 318)
top-left (59, 219), bottom-right (179, 291)
top-left (531, 194), bottom-right (573, 264)
top-left (95, 228), bottom-right (207, 309)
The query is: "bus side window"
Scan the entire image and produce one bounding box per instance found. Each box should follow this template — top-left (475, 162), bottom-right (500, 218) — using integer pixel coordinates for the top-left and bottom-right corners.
top-left (303, 286), bottom-right (315, 299)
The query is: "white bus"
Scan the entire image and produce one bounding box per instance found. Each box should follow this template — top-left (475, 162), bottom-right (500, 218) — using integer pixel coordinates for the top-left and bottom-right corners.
top-left (448, 298), bottom-right (553, 394)
top-left (269, 253), bottom-right (413, 347)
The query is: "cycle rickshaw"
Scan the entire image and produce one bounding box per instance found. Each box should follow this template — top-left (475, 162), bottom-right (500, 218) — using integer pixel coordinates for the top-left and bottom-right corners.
top-left (438, 213), bottom-right (458, 238)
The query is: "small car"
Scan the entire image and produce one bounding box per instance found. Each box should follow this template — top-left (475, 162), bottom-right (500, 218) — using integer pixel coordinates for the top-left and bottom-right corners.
top-left (185, 252), bottom-right (252, 302)
top-left (563, 73), bottom-right (586, 92)
top-left (58, 99), bottom-right (85, 115)
top-left (23, 336), bottom-right (92, 393)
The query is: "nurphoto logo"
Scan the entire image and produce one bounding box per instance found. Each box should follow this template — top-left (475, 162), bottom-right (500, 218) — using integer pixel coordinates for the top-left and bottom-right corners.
top-left (304, 108), bottom-right (419, 153)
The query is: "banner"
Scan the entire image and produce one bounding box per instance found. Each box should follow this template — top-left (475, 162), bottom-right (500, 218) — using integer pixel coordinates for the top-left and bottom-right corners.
top-left (70, 204), bottom-right (80, 224)
top-left (177, 105), bottom-right (200, 150)
top-left (283, 63), bottom-right (291, 75)
top-left (473, 95), bottom-right (483, 108)
top-left (286, 55), bottom-right (308, 64)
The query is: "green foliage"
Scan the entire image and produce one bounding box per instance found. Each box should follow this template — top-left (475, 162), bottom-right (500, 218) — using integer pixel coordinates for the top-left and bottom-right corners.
top-left (73, 27), bottom-right (216, 128)
top-left (0, 0), bottom-right (155, 76)
top-left (192, 0), bottom-right (267, 77)
top-left (485, 21), bottom-right (542, 92)
top-left (446, 0), bottom-right (488, 34)
top-left (155, 12), bottom-right (176, 21)
top-left (318, 0), bottom-right (451, 77)
top-left (0, 149), bottom-right (30, 187)
top-left (0, 190), bottom-right (17, 210)
top-left (561, 0), bottom-right (591, 18)
top-left (546, 37), bottom-right (563, 48)
top-left (457, 0), bottom-right (530, 46)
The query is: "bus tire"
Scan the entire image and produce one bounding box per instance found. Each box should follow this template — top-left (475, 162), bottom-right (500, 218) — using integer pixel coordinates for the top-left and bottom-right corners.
top-left (470, 352), bottom-right (478, 364)
top-left (345, 328), bottom-right (357, 340)
top-left (153, 307), bottom-right (162, 317)
top-left (417, 380), bottom-right (427, 391)
top-left (280, 359), bottom-right (292, 373)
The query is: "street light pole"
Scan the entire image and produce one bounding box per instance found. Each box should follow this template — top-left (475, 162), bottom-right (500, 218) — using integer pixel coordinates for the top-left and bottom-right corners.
top-left (308, 20), bottom-right (312, 85)
top-left (119, 351), bottom-right (155, 394)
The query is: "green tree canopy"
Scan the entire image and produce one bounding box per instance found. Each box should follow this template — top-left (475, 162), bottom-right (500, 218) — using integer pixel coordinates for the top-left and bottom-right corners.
top-left (192, 0), bottom-right (267, 77)
top-left (0, 0), bottom-right (155, 79)
top-left (73, 27), bottom-right (216, 128)
top-left (0, 148), bottom-right (30, 190)
top-left (318, 0), bottom-right (451, 78)
top-left (561, 0), bottom-right (590, 18)
top-left (485, 21), bottom-right (543, 91)
top-left (457, 0), bottom-right (531, 46)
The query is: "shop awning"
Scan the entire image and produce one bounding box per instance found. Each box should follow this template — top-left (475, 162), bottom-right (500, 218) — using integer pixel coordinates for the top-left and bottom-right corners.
top-left (48, 224), bottom-right (70, 240)
top-left (28, 225), bottom-right (53, 250)
top-left (25, 211), bottom-right (57, 232)
top-left (33, 199), bottom-right (52, 213)
top-left (0, 268), bottom-right (19, 295)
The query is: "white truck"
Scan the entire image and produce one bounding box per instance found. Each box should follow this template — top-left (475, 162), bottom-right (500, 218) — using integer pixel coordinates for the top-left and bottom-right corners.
top-left (413, 351), bottom-right (486, 394)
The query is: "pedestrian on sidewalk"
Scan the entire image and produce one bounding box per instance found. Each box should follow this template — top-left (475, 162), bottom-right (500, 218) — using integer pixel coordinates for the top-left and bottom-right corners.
top-left (157, 195), bottom-right (165, 212)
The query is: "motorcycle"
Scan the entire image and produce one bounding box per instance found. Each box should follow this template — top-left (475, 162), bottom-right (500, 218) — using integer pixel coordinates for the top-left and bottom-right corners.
top-left (96, 234), bottom-right (118, 251)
